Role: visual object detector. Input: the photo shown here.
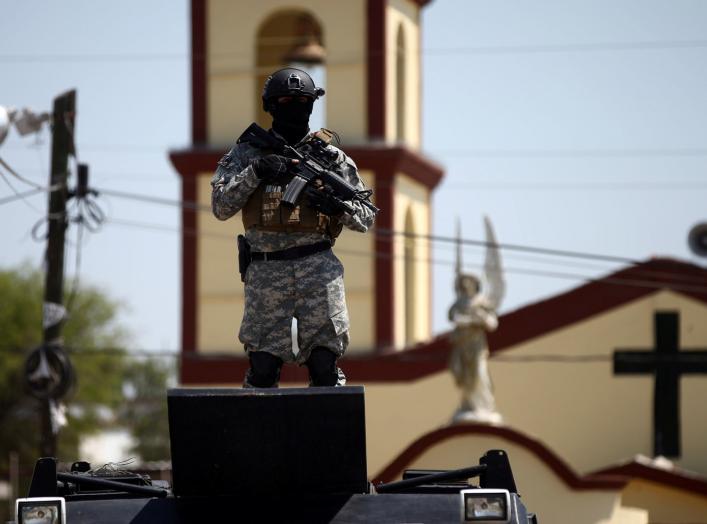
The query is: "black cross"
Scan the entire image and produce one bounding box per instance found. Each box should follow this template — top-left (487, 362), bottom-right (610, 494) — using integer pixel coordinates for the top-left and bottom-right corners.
top-left (614, 311), bottom-right (707, 458)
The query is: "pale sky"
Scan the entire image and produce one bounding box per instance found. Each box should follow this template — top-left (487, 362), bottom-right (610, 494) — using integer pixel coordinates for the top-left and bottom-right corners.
top-left (1, 0), bottom-right (706, 355)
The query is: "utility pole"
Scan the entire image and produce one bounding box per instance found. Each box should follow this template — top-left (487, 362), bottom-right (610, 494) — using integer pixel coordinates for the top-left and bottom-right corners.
top-left (40, 89), bottom-right (76, 457)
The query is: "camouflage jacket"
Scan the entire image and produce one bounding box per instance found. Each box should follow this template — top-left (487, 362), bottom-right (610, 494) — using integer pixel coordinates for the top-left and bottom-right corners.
top-left (211, 130), bottom-right (376, 252)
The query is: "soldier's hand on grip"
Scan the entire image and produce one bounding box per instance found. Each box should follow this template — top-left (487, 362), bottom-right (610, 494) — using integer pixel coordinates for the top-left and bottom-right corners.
top-left (307, 186), bottom-right (346, 217)
top-left (252, 154), bottom-right (299, 183)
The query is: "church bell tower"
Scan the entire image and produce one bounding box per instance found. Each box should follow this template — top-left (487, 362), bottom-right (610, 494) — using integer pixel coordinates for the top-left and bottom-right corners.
top-left (170, 0), bottom-right (444, 383)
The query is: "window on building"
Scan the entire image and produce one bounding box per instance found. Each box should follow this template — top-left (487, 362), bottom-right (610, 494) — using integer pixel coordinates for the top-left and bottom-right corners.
top-left (255, 11), bottom-right (326, 129)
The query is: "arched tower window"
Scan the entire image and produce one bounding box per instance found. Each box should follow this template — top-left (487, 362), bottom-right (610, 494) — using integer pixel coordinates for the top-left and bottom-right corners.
top-left (255, 11), bottom-right (326, 129)
top-left (395, 23), bottom-right (406, 142)
top-left (404, 206), bottom-right (416, 345)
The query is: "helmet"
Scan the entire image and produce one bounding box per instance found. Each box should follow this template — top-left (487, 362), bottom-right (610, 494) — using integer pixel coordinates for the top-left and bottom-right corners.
top-left (262, 67), bottom-right (325, 111)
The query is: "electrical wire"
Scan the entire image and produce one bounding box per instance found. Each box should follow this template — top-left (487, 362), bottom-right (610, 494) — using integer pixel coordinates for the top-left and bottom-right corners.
top-left (432, 147), bottom-right (707, 159)
top-left (375, 227), bottom-right (637, 264)
top-left (0, 168), bottom-right (45, 214)
top-left (97, 188), bottom-right (207, 210)
top-left (11, 184), bottom-right (691, 290)
top-left (13, 166), bottom-right (707, 189)
top-left (0, 156), bottom-right (62, 192)
top-left (63, 179), bottom-right (107, 313)
top-left (3, 38), bottom-right (707, 63)
top-left (102, 215), bottom-right (707, 296)
top-left (0, 187), bottom-right (43, 206)
top-left (7, 139), bottom-right (707, 158)
top-left (92, 186), bottom-right (640, 263)
top-left (64, 216), bottom-right (84, 314)
top-left (92, 187), bottom-right (707, 287)
top-left (440, 181), bottom-right (707, 191)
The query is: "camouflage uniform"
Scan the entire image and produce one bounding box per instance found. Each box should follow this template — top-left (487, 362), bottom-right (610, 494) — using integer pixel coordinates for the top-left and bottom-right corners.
top-left (211, 132), bottom-right (375, 365)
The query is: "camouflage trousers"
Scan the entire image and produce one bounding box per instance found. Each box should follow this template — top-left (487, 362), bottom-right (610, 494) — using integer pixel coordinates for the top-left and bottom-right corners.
top-left (239, 249), bottom-right (350, 364)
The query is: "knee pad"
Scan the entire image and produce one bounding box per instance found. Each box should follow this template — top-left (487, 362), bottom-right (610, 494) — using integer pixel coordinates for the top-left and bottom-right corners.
top-left (306, 347), bottom-right (339, 387)
top-left (244, 351), bottom-right (283, 388)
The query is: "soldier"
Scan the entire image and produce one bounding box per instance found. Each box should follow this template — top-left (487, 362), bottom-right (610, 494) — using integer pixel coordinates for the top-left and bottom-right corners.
top-left (211, 67), bottom-right (375, 388)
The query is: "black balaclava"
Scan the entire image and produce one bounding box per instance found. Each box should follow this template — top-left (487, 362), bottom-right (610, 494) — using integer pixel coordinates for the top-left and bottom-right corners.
top-left (269, 98), bottom-right (314, 145)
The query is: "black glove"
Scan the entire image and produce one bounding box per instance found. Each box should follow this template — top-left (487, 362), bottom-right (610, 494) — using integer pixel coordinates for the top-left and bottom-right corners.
top-left (307, 187), bottom-right (348, 217)
top-left (252, 154), bottom-right (296, 183)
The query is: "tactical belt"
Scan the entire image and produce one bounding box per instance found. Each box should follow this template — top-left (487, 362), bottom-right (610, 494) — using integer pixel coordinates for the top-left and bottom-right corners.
top-left (250, 241), bottom-right (331, 262)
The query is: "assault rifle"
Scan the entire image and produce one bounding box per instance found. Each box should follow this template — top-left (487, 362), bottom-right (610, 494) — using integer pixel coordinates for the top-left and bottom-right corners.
top-left (238, 123), bottom-right (379, 216)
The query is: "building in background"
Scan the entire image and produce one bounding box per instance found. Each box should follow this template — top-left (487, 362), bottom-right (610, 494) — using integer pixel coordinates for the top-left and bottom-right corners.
top-left (170, 2), bottom-right (707, 522)
top-left (170, 0), bottom-right (442, 377)
top-left (360, 258), bottom-right (707, 524)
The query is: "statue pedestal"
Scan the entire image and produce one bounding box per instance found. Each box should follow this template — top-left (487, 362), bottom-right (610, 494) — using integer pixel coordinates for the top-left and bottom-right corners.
top-left (452, 408), bottom-right (503, 425)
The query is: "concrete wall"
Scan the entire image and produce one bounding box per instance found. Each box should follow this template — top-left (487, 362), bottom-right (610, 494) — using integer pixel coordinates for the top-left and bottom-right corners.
top-left (620, 478), bottom-right (707, 524)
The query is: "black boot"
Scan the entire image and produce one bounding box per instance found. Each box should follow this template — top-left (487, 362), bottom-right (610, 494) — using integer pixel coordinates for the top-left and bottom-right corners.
top-left (306, 347), bottom-right (346, 387)
top-left (244, 351), bottom-right (283, 388)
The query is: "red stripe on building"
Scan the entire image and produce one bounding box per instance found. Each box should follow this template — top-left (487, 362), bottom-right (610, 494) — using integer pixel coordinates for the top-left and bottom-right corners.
top-left (191, 0), bottom-right (207, 144)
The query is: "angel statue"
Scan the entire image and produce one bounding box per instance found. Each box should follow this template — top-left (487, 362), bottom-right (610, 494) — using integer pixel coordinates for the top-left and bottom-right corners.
top-left (448, 216), bottom-right (505, 424)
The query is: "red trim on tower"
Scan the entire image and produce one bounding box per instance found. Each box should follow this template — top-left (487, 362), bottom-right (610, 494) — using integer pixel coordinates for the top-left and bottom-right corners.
top-left (344, 145), bottom-right (444, 190)
top-left (591, 460), bottom-right (707, 498)
top-left (170, 150), bottom-right (202, 383)
top-left (169, 146), bottom-right (444, 189)
top-left (367, 0), bottom-right (386, 140)
top-left (373, 423), bottom-right (628, 490)
top-left (191, 0), bottom-right (207, 144)
top-left (181, 173), bottom-right (198, 364)
top-left (374, 169), bottom-right (395, 351)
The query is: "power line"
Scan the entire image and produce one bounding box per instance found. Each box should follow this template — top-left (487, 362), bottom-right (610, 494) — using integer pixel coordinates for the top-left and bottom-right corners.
top-left (0, 170), bottom-right (45, 213)
top-left (6, 131), bottom-right (707, 160)
top-left (6, 176), bottom-right (703, 291)
top-left (1, 177), bottom-right (693, 290)
top-left (11, 165), bottom-right (707, 192)
top-left (432, 147), bottom-right (707, 159)
top-left (8, 140), bottom-right (707, 159)
top-left (96, 187), bottom-right (209, 211)
top-left (96, 186), bottom-right (634, 263)
top-left (97, 186), bottom-right (639, 264)
top-left (0, 187), bottom-right (43, 206)
top-left (0, 156), bottom-right (62, 191)
top-left (102, 215), bottom-right (707, 295)
top-left (97, 188), bottom-right (206, 210)
top-left (3, 38), bottom-right (707, 63)
top-left (440, 181), bottom-right (707, 191)
top-left (424, 39), bottom-right (707, 56)
top-left (375, 228), bottom-right (637, 265)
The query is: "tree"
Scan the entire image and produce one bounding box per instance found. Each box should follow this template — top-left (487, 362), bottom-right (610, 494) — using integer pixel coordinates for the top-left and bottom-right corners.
top-left (119, 359), bottom-right (173, 462)
top-left (0, 266), bottom-right (172, 481)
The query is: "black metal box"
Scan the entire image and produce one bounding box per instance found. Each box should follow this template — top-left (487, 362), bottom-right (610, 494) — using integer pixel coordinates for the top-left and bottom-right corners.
top-left (167, 386), bottom-right (367, 497)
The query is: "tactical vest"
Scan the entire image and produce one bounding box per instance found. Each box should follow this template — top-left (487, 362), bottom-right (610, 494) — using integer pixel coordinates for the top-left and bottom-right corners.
top-left (241, 177), bottom-right (343, 239)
